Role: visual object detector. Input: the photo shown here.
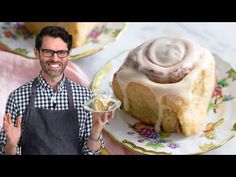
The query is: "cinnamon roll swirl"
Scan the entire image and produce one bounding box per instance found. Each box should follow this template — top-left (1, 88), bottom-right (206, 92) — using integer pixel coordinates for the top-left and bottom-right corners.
top-left (122, 37), bottom-right (202, 83)
top-left (112, 37), bottom-right (216, 136)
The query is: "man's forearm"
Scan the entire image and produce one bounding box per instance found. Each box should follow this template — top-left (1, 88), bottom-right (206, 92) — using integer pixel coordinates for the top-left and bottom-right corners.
top-left (87, 131), bottom-right (102, 151)
top-left (87, 139), bottom-right (102, 151)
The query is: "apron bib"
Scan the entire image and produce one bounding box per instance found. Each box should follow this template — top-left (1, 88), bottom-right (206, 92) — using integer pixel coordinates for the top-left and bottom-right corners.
top-left (21, 78), bottom-right (81, 155)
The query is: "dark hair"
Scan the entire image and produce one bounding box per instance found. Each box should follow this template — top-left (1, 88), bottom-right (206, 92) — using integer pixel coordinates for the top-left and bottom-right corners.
top-left (35, 26), bottom-right (73, 51)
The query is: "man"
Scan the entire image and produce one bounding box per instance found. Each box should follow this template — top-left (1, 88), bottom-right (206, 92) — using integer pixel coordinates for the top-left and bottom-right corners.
top-left (0, 26), bottom-right (114, 155)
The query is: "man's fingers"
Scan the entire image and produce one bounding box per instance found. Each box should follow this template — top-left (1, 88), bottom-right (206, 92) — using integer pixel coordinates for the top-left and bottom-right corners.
top-left (3, 115), bottom-right (9, 132)
top-left (102, 112), bottom-right (108, 122)
top-left (3, 114), bottom-right (7, 123)
top-left (16, 116), bottom-right (22, 128)
top-left (94, 112), bottom-right (100, 118)
top-left (108, 111), bottom-right (114, 120)
top-left (7, 113), bottom-right (12, 125)
top-left (103, 112), bottom-right (111, 124)
top-left (93, 112), bottom-right (112, 124)
top-left (3, 115), bottom-right (7, 125)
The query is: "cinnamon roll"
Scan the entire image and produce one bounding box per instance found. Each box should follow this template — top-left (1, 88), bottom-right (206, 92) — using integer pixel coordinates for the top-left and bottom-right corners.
top-left (112, 37), bottom-right (216, 136)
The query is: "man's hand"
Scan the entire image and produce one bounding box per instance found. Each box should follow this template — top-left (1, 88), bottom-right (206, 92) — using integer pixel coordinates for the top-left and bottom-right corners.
top-left (91, 111), bottom-right (115, 138)
top-left (3, 113), bottom-right (22, 154)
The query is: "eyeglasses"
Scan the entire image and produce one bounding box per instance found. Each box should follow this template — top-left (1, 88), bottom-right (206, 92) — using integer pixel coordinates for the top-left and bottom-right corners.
top-left (40, 48), bottom-right (70, 58)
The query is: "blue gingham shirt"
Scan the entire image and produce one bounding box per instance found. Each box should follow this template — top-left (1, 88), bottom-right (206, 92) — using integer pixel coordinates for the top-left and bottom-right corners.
top-left (0, 75), bottom-right (104, 155)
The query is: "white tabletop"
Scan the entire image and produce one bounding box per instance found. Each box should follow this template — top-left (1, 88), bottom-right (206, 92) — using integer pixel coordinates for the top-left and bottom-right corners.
top-left (74, 22), bottom-right (236, 154)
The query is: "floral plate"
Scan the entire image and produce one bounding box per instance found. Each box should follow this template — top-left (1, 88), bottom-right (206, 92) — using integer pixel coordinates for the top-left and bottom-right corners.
top-left (0, 22), bottom-right (127, 61)
top-left (92, 50), bottom-right (236, 155)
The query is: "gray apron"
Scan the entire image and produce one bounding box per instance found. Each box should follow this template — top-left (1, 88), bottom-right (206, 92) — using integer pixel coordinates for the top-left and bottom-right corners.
top-left (21, 78), bottom-right (81, 155)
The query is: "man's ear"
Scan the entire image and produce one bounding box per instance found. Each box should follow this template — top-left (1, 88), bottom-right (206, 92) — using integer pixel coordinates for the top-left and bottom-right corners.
top-left (34, 48), bottom-right (39, 59)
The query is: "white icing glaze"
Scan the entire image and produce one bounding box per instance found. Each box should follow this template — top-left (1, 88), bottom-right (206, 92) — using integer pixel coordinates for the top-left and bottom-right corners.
top-left (122, 37), bottom-right (202, 83)
top-left (115, 37), bottom-right (215, 133)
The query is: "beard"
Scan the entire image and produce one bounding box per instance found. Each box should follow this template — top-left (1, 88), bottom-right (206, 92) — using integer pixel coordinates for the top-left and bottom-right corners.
top-left (39, 57), bottom-right (68, 78)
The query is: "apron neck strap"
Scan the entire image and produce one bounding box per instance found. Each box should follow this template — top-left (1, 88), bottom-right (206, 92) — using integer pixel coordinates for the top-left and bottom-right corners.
top-left (65, 78), bottom-right (74, 109)
top-left (29, 78), bottom-right (38, 108)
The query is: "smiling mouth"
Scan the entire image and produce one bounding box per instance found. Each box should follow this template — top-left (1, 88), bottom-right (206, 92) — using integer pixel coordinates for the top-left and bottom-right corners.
top-left (47, 63), bottom-right (61, 69)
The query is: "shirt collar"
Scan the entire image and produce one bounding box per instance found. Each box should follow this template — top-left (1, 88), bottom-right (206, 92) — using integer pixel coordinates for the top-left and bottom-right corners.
top-left (38, 74), bottom-right (66, 92)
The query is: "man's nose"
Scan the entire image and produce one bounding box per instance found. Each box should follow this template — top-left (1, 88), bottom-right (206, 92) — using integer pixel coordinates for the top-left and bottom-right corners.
top-left (51, 53), bottom-right (60, 61)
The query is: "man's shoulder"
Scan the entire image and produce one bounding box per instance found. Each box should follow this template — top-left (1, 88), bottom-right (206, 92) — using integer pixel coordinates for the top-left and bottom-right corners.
top-left (68, 79), bottom-right (94, 96)
top-left (10, 79), bottom-right (33, 97)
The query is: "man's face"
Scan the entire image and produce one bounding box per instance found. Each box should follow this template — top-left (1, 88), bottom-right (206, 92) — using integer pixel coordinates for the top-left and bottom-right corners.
top-left (35, 36), bottom-right (69, 78)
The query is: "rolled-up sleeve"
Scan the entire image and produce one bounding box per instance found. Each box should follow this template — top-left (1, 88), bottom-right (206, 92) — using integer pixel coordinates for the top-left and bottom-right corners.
top-left (82, 134), bottom-right (105, 155)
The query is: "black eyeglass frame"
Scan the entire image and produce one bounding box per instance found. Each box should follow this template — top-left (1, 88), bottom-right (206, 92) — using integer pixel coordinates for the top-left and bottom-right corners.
top-left (40, 48), bottom-right (70, 58)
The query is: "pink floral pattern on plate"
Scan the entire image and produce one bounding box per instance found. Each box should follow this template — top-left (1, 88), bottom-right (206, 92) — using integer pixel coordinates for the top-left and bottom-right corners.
top-left (127, 122), bottom-right (178, 149)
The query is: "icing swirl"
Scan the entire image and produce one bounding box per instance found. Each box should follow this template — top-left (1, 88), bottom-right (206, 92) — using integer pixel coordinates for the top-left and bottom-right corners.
top-left (122, 37), bottom-right (202, 83)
